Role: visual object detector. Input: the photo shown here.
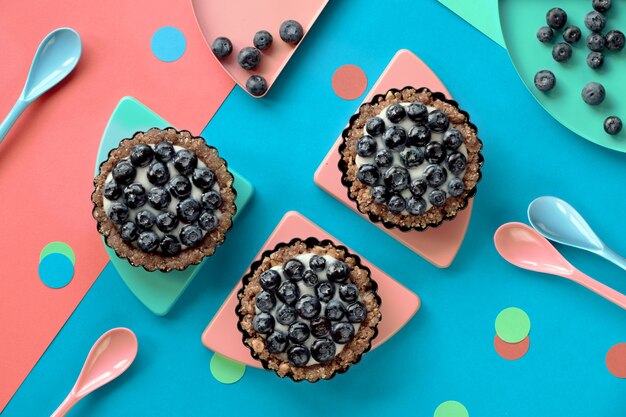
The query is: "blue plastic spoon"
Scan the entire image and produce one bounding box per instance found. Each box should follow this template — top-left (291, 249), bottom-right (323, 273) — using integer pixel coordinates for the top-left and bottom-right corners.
top-left (528, 196), bottom-right (626, 271)
top-left (0, 28), bottom-right (82, 144)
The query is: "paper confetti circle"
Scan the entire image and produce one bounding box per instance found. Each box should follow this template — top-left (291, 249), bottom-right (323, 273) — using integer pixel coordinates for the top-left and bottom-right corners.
top-left (332, 64), bottom-right (368, 100)
top-left (151, 26), bottom-right (186, 62)
top-left (434, 400), bottom-right (469, 417)
top-left (38, 253), bottom-right (74, 289)
top-left (494, 334), bottom-right (530, 360)
top-left (495, 307), bottom-right (531, 344)
top-left (40, 241), bottom-right (76, 265)
top-left (606, 343), bottom-right (626, 378)
top-left (210, 353), bottom-right (246, 384)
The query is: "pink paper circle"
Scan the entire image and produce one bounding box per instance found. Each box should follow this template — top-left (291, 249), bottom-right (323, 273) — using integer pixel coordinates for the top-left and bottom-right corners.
top-left (606, 342), bottom-right (626, 378)
top-left (332, 64), bottom-right (367, 100)
top-left (494, 334), bottom-right (530, 360)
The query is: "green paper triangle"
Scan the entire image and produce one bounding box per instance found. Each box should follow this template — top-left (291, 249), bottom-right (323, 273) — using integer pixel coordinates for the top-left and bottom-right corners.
top-left (437, 0), bottom-right (505, 48)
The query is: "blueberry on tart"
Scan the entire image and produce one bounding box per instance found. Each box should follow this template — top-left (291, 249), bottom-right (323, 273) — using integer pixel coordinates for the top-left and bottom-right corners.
top-left (237, 238), bottom-right (382, 382)
top-left (339, 87), bottom-right (483, 231)
top-left (92, 128), bottom-right (237, 272)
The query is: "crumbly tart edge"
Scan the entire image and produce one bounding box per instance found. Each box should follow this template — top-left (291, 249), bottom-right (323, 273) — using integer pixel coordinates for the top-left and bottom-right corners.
top-left (91, 127), bottom-right (237, 272)
top-left (236, 238), bottom-right (382, 382)
top-left (339, 87), bottom-right (484, 232)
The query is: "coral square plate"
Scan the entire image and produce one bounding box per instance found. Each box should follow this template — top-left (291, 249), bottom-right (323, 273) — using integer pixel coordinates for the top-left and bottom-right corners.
top-left (314, 49), bottom-right (476, 268)
top-left (201, 211), bottom-right (420, 368)
top-left (95, 97), bottom-right (254, 316)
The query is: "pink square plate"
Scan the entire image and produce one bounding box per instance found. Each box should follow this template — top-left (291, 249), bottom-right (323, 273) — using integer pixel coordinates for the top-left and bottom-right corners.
top-left (314, 49), bottom-right (476, 268)
top-left (191, 0), bottom-right (328, 98)
top-left (201, 211), bottom-right (420, 368)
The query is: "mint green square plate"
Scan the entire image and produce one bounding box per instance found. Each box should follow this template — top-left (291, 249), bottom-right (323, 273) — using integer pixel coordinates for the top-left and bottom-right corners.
top-left (95, 97), bottom-right (253, 316)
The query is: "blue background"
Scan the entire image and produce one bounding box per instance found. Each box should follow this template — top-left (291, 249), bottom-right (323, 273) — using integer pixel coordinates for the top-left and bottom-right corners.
top-left (5, 0), bottom-right (626, 415)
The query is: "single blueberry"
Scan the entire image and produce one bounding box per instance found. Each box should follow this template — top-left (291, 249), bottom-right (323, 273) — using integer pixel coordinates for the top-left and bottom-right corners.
top-left (604, 116), bottom-right (623, 135)
top-left (346, 301), bottom-right (367, 323)
top-left (425, 141), bottom-right (446, 163)
top-left (424, 164), bottom-right (448, 187)
top-left (537, 26), bottom-right (554, 43)
top-left (120, 221), bottom-right (138, 243)
top-left (266, 331), bottom-right (288, 353)
top-left (177, 198), bottom-right (202, 223)
top-left (148, 186), bottom-right (171, 210)
top-left (406, 102), bottom-right (428, 123)
top-left (585, 11), bottom-right (606, 33)
top-left (365, 117), bottom-right (385, 136)
top-left (605, 30), bottom-right (625, 51)
top-left (259, 270), bottom-right (281, 291)
top-left (173, 150), bottom-right (198, 176)
top-left (237, 47), bottom-right (261, 70)
top-left (279, 20), bottom-right (304, 44)
top-left (552, 42), bottom-right (573, 62)
top-left (253, 312), bottom-right (275, 335)
top-left (303, 270), bottom-right (319, 287)
top-left (246, 75), bottom-right (267, 97)
top-left (357, 164), bottom-right (380, 186)
top-left (287, 345), bottom-right (310, 367)
top-left (331, 322), bottom-right (355, 344)
top-left (406, 196), bottom-right (427, 215)
top-left (410, 178), bottom-right (428, 196)
top-left (593, 0), bottom-right (611, 13)
top-left (447, 152), bottom-right (467, 175)
top-left (327, 261), bottom-right (349, 283)
top-left (371, 185), bottom-right (388, 204)
top-left (382, 125), bottom-right (407, 149)
top-left (284, 259), bottom-right (305, 281)
top-left (156, 211), bottom-right (178, 233)
top-left (383, 166), bottom-right (410, 191)
top-left (112, 160), bottom-right (136, 185)
top-left (311, 338), bottom-right (336, 363)
top-left (154, 142), bottom-right (175, 162)
top-left (123, 183), bottom-right (147, 209)
top-left (179, 224), bottom-right (204, 247)
top-left (386, 103), bottom-right (406, 123)
top-left (276, 305), bottom-right (297, 325)
top-left (277, 281), bottom-right (300, 305)
top-left (211, 37), bottom-right (233, 58)
top-left (253, 30), bottom-right (273, 50)
top-left (288, 322), bottom-right (310, 344)
top-left (309, 255), bottom-right (326, 272)
top-left (407, 125), bottom-right (431, 146)
top-left (401, 146), bottom-right (425, 168)
top-left (374, 149), bottom-right (394, 167)
top-left (429, 189), bottom-right (447, 207)
top-left (387, 194), bottom-right (406, 213)
top-left (168, 175), bottom-right (192, 199)
top-left (315, 281), bottom-right (335, 303)
top-left (587, 33), bottom-right (605, 51)
top-left (191, 167), bottom-right (216, 191)
top-left (587, 51), bottom-right (604, 69)
top-left (339, 283), bottom-right (359, 302)
top-left (581, 82), bottom-right (606, 105)
top-left (442, 128), bottom-right (464, 149)
top-left (130, 144), bottom-right (154, 167)
top-left (428, 110), bottom-right (449, 132)
top-left (563, 26), bottom-right (581, 44)
top-left (255, 291), bottom-right (276, 313)
top-left (534, 70), bottom-right (557, 92)
top-left (295, 294), bottom-right (322, 319)
top-left (160, 235), bottom-right (182, 256)
top-left (103, 181), bottom-right (121, 201)
top-left (448, 178), bottom-right (465, 197)
top-left (198, 211), bottom-right (219, 231)
top-left (137, 231), bottom-right (159, 252)
top-left (310, 317), bottom-right (331, 338)
top-left (546, 7), bottom-right (567, 30)
top-left (135, 209), bottom-right (156, 230)
top-left (147, 161), bottom-right (170, 186)
top-left (201, 190), bottom-right (222, 210)
top-left (356, 135), bottom-right (377, 157)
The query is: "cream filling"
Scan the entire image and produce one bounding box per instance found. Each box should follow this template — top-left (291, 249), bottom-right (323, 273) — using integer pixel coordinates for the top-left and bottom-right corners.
top-left (355, 103), bottom-right (468, 214)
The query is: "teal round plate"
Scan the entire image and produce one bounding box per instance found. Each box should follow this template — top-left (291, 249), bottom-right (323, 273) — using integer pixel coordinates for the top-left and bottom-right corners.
top-left (499, 0), bottom-right (626, 151)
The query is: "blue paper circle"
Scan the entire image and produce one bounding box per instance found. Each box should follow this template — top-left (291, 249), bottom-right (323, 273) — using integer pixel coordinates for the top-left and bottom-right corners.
top-left (38, 253), bottom-right (74, 289)
top-left (151, 26), bottom-right (186, 62)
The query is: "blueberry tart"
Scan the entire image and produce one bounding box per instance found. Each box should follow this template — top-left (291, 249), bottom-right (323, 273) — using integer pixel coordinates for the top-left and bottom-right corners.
top-left (92, 128), bottom-right (237, 271)
top-left (339, 87), bottom-right (483, 231)
top-left (237, 238), bottom-right (382, 382)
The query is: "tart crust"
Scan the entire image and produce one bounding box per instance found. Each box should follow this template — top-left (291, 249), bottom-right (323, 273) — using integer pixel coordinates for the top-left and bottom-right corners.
top-left (92, 127), bottom-right (237, 272)
top-left (339, 87), bottom-right (484, 231)
top-left (237, 238), bottom-right (382, 382)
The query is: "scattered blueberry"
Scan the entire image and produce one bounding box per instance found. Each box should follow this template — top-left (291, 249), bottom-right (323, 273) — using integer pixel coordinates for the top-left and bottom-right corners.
top-left (387, 194), bottom-right (407, 213)
top-left (303, 270), bottom-right (319, 287)
top-left (427, 110), bottom-right (449, 132)
top-left (587, 51), bottom-right (604, 69)
top-left (168, 175), bottom-right (192, 199)
top-left (123, 183), bottom-right (147, 209)
top-left (137, 231), bottom-right (159, 252)
top-left (259, 270), bottom-right (281, 291)
top-left (407, 125), bottom-right (432, 146)
top-left (587, 33), bottom-right (606, 51)
top-left (120, 221), bottom-right (138, 243)
top-left (429, 189), bottom-right (447, 207)
top-left (382, 126), bottom-right (407, 149)
top-left (546, 7), bottom-right (567, 30)
top-left (406, 196), bottom-right (427, 215)
top-left (552, 42), bottom-right (573, 62)
top-left (346, 302), bottom-right (367, 323)
top-left (177, 198), bottom-right (201, 223)
top-left (386, 104), bottom-right (406, 123)
top-left (605, 30), bottom-right (625, 51)
top-left (130, 144), bottom-right (154, 167)
top-left (383, 166), bottom-right (410, 191)
top-left (425, 141), bottom-right (446, 163)
top-left (310, 317), bottom-right (331, 338)
top-left (315, 281), bottom-right (335, 303)
top-left (211, 37), bottom-right (232, 58)
top-left (246, 75), bottom-right (267, 96)
top-left (147, 161), bottom-right (170, 186)
top-left (173, 150), bottom-right (198, 176)
top-left (103, 181), bottom-right (121, 201)
top-left (593, 0), bottom-right (611, 12)
top-left (400, 146), bottom-right (425, 168)
top-left (237, 47), bottom-right (261, 70)
top-left (160, 235), bottom-right (181, 256)
top-left (585, 11), bottom-right (606, 33)
top-left (563, 26), bottom-right (581, 44)
top-left (309, 255), bottom-right (326, 272)
top-left (147, 186), bottom-right (171, 209)
top-left (448, 178), bottom-right (465, 197)
top-left (254, 313), bottom-right (276, 334)
top-left (331, 322), bottom-right (355, 344)
top-left (256, 291), bottom-right (276, 313)
top-left (604, 116), bottom-right (623, 135)
top-left (201, 190), bottom-right (222, 210)
top-left (410, 178), bottom-right (428, 196)
top-left (154, 142), bottom-right (175, 162)
top-left (266, 331), bottom-right (288, 353)
top-left (311, 338), bottom-right (336, 363)
top-left (371, 185), bottom-right (388, 204)
top-left (295, 295), bottom-right (322, 319)
top-left (277, 281), bottom-right (300, 305)
top-left (288, 322), bottom-right (310, 344)
top-left (447, 152), bottom-right (467, 175)
top-left (356, 135), bottom-right (377, 157)
top-left (253, 30), bottom-right (273, 50)
top-left (374, 149), bottom-right (393, 167)
top-left (537, 26), bottom-right (554, 43)
top-left (581, 82), bottom-right (606, 105)
top-left (279, 20), bottom-right (304, 44)
top-left (534, 70), bottom-right (557, 91)
top-left (365, 117), bottom-right (385, 136)
top-left (424, 164), bottom-right (448, 187)
top-left (339, 283), bottom-right (359, 302)
top-left (287, 345), bottom-right (310, 366)
top-left (284, 259), bottom-right (305, 281)
top-left (198, 211), bottom-right (219, 231)
top-left (276, 305), bottom-right (297, 325)
top-left (112, 160), bottom-right (136, 185)
top-left (191, 167), bottom-right (216, 191)
top-left (442, 128), bottom-right (464, 150)
top-left (357, 164), bottom-right (380, 186)
top-left (135, 209), bottom-right (156, 230)
top-left (179, 224), bottom-right (203, 247)
top-left (156, 211), bottom-right (178, 233)
top-left (327, 261), bottom-right (349, 283)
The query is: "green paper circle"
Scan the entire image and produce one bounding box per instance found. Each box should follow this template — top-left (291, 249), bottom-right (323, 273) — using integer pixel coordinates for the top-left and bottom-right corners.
top-left (434, 401), bottom-right (469, 417)
top-left (495, 307), bottom-right (531, 343)
top-left (210, 354), bottom-right (246, 384)
top-left (40, 242), bottom-right (76, 265)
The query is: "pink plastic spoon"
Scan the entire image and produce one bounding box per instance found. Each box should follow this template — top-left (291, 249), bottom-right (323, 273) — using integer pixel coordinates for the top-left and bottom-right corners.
top-left (51, 328), bottom-right (138, 417)
top-left (494, 222), bottom-right (626, 310)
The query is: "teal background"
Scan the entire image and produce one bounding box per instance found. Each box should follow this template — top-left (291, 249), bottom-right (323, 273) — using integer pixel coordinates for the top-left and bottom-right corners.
top-left (4, 0), bottom-right (626, 415)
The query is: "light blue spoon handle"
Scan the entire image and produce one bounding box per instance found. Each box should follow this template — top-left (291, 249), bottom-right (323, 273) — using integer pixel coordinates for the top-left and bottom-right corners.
top-left (600, 247), bottom-right (626, 272)
top-left (0, 98), bottom-right (29, 144)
